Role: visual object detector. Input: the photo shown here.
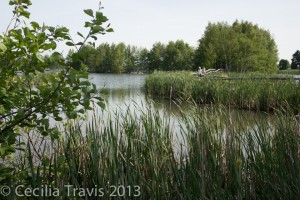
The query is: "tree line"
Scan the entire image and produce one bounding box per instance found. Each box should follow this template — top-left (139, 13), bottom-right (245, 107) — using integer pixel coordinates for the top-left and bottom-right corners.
top-left (278, 50), bottom-right (300, 70)
top-left (55, 40), bottom-right (194, 73)
top-left (45, 20), bottom-right (298, 73)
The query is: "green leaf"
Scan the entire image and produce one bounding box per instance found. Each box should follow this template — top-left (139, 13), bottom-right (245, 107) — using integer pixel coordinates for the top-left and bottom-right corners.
top-left (20, 11), bottom-right (30, 19)
top-left (106, 28), bottom-right (114, 32)
top-left (95, 12), bottom-right (108, 23)
top-left (77, 32), bottom-right (84, 38)
top-left (36, 53), bottom-right (44, 62)
top-left (84, 22), bottom-right (93, 28)
top-left (76, 42), bottom-right (84, 46)
top-left (91, 36), bottom-right (97, 40)
top-left (30, 21), bottom-right (40, 30)
top-left (0, 43), bottom-right (7, 52)
top-left (97, 101), bottom-right (105, 109)
top-left (92, 25), bottom-right (105, 33)
top-left (52, 52), bottom-right (61, 57)
top-left (9, 0), bottom-right (15, 6)
top-left (84, 9), bottom-right (94, 17)
top-left (41, 42), bottom-right (57, 50)
top-left (66, 42), bottom-right (74, 46)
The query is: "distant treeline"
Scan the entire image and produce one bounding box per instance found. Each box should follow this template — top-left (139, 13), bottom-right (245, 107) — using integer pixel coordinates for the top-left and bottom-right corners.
top-left (67, 40), bottom-right (194, 73)
top-left (44, 20), bottom-right (299, 73)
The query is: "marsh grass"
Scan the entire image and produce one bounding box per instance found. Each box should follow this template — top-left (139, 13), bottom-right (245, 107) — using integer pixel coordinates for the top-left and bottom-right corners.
top-left (5, 103), bottom-right (300, 199)
top-left (145, 71), bottom-right (300, 113)
top-left (278, 69), bottom-right (300, 75)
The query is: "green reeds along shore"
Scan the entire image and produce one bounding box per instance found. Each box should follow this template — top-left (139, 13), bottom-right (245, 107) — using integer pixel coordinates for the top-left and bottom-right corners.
top-left (145, 71), bottom-right (300, 113)
top-left (6, 104), bottom-right (300, 199)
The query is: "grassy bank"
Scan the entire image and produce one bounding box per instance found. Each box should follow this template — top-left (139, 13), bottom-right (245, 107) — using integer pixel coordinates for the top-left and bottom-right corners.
top-left (145, 71), bottom-right (300, 113)
top-left (278, 69), bottom-right (300, 75)
top-left (3, 104), bottom-right (300, 199)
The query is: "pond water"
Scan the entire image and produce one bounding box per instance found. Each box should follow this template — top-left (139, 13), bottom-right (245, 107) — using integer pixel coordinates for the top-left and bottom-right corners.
top-left (87, 73), bottom-right (272, 126)
top-left (86, 74), bottom-right (276, 154)
top-left (89, 73), bottom-right (146, 111)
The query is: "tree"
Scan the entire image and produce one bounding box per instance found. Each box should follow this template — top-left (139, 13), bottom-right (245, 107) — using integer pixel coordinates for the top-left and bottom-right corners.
top-left (291, 50), bottom-right (300, 69)
top-left (77, 45), bottom-right (98, 71)
top-left (278, 59), bottom-right (290, 70)
top-left (148, 42), bottom-right (166, 71)
top-left (194, 20), bottom-right (278, 73)
top-left (194, 22), bottom-right (234, 70)
top-left (124, 45), bottom-right (138, 73)
top-left (164, 40), bottom-right (194, 71)
top-left (136, 48), bottom-right (149, 72)
top-left (0, 0), bottom-right (112, 183)
top-left (95, 43), bottom-right (111, 72)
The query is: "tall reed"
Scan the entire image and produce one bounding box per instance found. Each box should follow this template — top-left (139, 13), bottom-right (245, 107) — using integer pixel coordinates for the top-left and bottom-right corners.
top-left (145, 71), bottom-right (300, 113)
top-left (6, 103), bottom-right (300, 199)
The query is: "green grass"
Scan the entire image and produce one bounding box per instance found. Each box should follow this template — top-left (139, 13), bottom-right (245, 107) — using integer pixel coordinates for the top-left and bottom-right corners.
top-left (4, 103), bottom-right (300, 199)
top-left (145, 71), bottom-right (300, 113)
top-left (278, 69), bottom-right (300, 75)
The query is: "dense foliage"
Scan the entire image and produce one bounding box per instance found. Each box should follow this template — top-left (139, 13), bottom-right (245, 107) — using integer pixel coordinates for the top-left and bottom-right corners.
top-left (291, 50), bottom-right (300, 69)
top-left (67, 43), bottom-right (149, 73)
top-left (194, 21), bottom-right (278, 73)
top-left (148, 40), bottom-right (194, 71)
top-left (278, 59), bottom-right (290, 70)
top-left (66, 40), bottom-right (194, 73)
top-left (0, 0), bottom-right (111, 184)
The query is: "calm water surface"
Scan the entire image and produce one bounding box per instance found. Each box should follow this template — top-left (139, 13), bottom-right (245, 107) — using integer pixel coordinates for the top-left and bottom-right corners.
top-left (88, 73), bottom-right (272, 125)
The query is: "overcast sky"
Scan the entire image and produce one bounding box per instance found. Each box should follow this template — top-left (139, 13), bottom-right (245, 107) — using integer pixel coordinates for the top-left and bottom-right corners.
top-left (0, 0), bottom-right (299, 61)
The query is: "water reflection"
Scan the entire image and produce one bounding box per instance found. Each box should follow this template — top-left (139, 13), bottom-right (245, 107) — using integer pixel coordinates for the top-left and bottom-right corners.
top-left (86, 74), bottom-right (275, 156)
top-left (37, 74), bottom-right (276, 158)
top-left (88, 73), bottom-right (273, 128)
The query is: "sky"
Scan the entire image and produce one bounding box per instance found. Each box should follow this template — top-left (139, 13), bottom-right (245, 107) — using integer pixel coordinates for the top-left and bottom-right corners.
top-left (0, 0), bottom-right (299, 61)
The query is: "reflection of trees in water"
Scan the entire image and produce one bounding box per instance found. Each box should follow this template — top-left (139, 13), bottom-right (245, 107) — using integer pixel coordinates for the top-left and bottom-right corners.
top-left (150, 98), bottom-right (272, 129)
top-left (89, 74), bottom-right (275, 146)
top-left (106, 88), bottom-right (145, 105)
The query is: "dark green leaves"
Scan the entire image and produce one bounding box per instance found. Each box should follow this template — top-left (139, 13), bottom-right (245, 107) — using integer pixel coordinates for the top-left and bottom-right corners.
top-left (84, 9), bottom-right (94, 17)
top-left (66, 42), bottom-right (74, 46)
top-left (92, 25), bottom-right (105, 34)
top-left (195, 21), bottom-right (278, 73)
top-left (30, 21), bottom-right (40, 30)
top-left (77, 32), bottom-right (84, 38)
top-left (41, 42), bottom-right (57, 50)
top-left (20, 10), bottom-right (30, 18)
top-left (95, 11), bottom-right (108, 23)
top-left (54, 27), bottom-right (70, 39)
top-left (0, 2), bottom-right (111, 179)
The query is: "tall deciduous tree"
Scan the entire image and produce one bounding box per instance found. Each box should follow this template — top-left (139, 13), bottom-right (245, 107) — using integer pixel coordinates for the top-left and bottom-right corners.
top-left (148, 42), bottom-right (166, 71)
top-left (136, 48), bottom-right (149, 72)
top-left (291, 50), bottom-right (300, 69)
top-left (194, 20), bottom-right (278, 73)
top-left (164, 40), bottom-right (194, 71)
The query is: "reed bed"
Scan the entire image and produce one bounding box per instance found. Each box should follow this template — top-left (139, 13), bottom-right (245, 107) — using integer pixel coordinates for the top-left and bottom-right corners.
top-left (145, 71), bottom-right (300, 113)
top-left (6, 103), bottom-right (300, 199)
top-left (278, 69), bottom-right (300, 75)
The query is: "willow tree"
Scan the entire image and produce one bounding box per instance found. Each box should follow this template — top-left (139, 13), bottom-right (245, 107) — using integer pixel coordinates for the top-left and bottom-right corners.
top-left (194, 21), bottom-right (278, 73)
